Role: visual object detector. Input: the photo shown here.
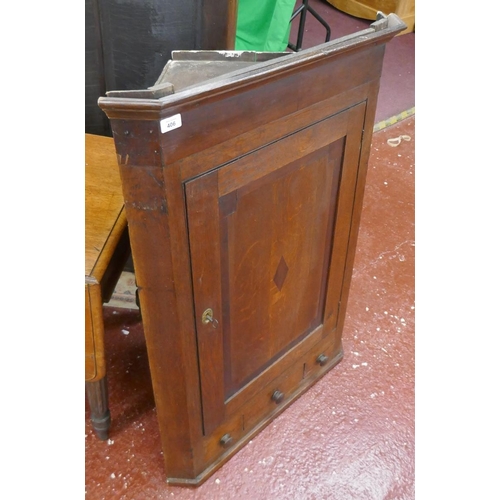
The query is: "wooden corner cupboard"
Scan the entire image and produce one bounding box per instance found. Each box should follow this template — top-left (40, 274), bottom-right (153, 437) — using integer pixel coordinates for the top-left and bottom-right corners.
top-left (98, 13), bottom-right (406, 485)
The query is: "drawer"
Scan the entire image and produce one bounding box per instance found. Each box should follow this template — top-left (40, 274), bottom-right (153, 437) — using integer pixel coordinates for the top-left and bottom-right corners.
top-left (201, 337), bottom-right (343, 466)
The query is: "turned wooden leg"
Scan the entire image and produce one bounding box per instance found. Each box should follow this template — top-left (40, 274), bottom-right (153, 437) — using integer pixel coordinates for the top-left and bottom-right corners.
top-left (86, 376), bottom-right (111, 440)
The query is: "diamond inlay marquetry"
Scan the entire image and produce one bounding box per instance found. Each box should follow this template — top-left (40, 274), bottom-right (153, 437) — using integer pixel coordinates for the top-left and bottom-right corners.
top-left (273, 256), bottom-right (289, 291)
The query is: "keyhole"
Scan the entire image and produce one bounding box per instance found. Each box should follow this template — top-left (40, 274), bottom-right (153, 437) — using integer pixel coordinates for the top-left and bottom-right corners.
top-left (201, 308), bottom-right (219, 328)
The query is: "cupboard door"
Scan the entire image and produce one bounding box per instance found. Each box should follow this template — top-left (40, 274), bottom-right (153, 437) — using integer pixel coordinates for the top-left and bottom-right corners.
top-left (185, 103), bottom-right (365, 435)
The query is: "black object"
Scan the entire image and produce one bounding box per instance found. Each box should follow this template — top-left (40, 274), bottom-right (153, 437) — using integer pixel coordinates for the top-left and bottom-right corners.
top-left (288, 0), bottom-right (331, 52)
top-left (85, 0), bottom-right (236, 136)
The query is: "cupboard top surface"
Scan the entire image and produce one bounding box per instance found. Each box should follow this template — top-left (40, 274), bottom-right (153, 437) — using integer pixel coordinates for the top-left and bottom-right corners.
top-left (98, 13), bottom-right (405, 111)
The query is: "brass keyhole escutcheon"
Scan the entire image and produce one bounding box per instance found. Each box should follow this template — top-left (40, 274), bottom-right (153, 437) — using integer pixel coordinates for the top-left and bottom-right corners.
top-left (202, 308), bottom-right (213, 324)
top-left (201, 308), bottom-right (219, 328)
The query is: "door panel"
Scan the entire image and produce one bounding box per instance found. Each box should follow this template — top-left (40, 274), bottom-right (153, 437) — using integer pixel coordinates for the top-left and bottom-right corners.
top-left (185, 104), bottom-right (365, 435)
top-left (219, 141), bottom-right (344, 398)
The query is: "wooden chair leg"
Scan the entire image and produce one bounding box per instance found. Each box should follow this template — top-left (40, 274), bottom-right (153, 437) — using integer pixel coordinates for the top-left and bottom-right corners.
top-left (86, 376), bottom-right (111, 440)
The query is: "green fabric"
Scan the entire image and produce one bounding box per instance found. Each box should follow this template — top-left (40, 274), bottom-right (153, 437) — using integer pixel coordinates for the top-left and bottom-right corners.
top-left (235, 0), bottom-right (296, 52)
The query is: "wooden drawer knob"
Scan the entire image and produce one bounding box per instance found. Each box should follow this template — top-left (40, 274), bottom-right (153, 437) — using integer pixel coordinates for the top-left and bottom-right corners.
top-left (316, 354), bottom-right (329, 366)
top-left (220, 433), bottom-right (232, 447)
top-left (271, 390), bottom-right (284, 404)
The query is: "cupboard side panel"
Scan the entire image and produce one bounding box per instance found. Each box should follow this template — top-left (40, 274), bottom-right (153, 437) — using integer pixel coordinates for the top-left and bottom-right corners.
top-left (114, 120), bottom-right (204, 479)
top-left (322, 102), bottom-right (366, 338)
top-left (336, 81), bottom-right (382, 335)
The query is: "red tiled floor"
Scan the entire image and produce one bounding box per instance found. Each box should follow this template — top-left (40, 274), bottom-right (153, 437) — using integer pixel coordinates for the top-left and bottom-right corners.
top-left (85, 115), bottom-right (415, 499)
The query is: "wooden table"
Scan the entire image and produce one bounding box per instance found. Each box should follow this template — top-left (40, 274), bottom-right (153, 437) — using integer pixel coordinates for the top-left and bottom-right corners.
top-left (327, 0), bottom-right (415, 35)
top-left (85, 133), bottom-right (130, 440)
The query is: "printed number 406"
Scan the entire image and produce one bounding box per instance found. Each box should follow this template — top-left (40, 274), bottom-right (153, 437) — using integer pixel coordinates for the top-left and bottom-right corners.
top-left (160, 114), bottom-right (182, 134)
